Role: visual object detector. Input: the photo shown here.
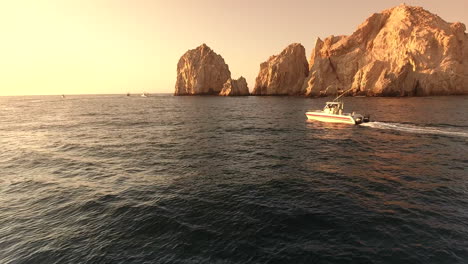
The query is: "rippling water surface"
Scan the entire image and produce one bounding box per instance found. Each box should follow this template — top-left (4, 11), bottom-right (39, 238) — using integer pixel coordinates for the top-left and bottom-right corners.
top-left (1, 95), bottom-right (467, 263)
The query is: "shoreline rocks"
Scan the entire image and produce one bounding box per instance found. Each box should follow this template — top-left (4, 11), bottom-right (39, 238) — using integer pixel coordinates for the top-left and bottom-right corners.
top-left (303, 4), bottom-right (468, 96)
top-left (220, 77), bottom-right (250, 96)
top-left (175, 5), bottom-right (468, 97)
top-left (252, 43), bottom-right (309, 95)
top-left (175, 44), bottom-right (232, 96)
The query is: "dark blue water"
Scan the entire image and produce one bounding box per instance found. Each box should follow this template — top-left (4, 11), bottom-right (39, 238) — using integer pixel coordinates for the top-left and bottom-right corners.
top-left (1, 95), bottom-right (467, 264)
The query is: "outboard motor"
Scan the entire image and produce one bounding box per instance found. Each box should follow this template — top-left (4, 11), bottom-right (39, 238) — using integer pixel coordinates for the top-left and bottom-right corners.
top-left (363, 114), bottom-right (370, 123)
top-left (353, 114), bottom-right (364, 124)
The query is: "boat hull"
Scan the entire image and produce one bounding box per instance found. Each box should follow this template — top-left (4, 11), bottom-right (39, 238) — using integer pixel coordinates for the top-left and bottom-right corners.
top-left (306, 112), bottom-right (356, 124)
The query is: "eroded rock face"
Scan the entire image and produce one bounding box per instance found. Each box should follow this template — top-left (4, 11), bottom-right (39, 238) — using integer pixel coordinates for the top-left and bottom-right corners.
top-left (220, 77), bottom-right (250, 96)
top-left (175, 44), bottom-right (231, 95)
top-left (304, 4), bottom-right (468, 96)
top-left (253, 43), bottom-right (309, 95)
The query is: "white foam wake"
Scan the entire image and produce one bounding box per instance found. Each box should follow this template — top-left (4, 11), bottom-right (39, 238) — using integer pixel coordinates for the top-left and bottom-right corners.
top-left (361, 122), bottom-right (468, 138)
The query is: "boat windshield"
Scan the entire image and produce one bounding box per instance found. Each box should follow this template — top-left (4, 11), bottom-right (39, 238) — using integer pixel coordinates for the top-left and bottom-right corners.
top-left (324, 102), bottom-right (343, 114)
top-left (325, 103), bottom-right (340, 108)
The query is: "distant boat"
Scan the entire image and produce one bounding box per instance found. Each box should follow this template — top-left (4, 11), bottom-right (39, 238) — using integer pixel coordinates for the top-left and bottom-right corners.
top-left (141, 92), bottom-right (149, 97)
top-left (126, 93), bottom-right (131, 97)
top-left (61, 94), bottom-right (66, 99)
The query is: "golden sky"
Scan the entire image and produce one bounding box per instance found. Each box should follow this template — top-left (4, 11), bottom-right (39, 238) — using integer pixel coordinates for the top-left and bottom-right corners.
top-left (0, 0), bottom-right (467, 96)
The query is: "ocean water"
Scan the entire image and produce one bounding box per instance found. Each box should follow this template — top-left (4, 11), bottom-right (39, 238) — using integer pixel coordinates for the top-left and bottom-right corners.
top-left (0, 95), bottom-right (467, 264)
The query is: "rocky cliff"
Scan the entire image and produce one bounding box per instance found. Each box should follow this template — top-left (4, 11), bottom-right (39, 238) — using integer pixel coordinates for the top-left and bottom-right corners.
top-left (220, 77), bottom-right (250, 96)
top-left (175, 44), bottom-right (231, 95)
top-left (304, 4), bottom-right (468, 96)
top-left (252, 43), bottom-right (309, 95)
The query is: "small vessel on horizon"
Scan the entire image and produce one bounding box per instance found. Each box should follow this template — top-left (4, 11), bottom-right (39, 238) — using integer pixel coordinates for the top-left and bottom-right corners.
top-left (141, 92), bottom-right (149, 97)
top-left (306, 89), bottom-right (370, 125)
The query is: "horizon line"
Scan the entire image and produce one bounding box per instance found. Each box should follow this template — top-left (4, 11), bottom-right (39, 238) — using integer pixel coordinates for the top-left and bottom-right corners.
top-left (0, 93), bottom-right (174, 97)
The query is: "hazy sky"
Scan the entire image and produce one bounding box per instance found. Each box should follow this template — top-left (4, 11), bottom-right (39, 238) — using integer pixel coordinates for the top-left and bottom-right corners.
top-left (1, 0), bottom-right (467, 96)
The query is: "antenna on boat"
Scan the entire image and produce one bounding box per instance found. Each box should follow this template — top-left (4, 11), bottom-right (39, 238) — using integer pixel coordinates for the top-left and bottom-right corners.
top-left (333, 87), bottom-right (354, 102)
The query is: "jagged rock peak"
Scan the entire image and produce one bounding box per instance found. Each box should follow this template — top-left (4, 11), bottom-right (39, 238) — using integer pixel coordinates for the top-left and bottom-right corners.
top-left (253, 43), bottom-right (309, 95)
top-left (174, 44), bottom-right (231, 95)
top-left (220, 76), bottom-right (250, 96)
top-left (303, 5), bottom-right (468, 96)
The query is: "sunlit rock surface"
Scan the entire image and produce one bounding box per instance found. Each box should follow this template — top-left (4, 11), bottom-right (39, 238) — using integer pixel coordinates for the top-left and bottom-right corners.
top-left (175, 44), bottom-right (231, 95)
top-left (304, 4), bottom-right (468, 96)
top-left (220, 77), bottom-right (250, 96)
top-left (253, 43), bottom-right (309, 95)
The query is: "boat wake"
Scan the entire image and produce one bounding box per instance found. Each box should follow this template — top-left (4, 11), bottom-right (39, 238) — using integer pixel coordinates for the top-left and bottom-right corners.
top-left (361, 122), bottom-right (468, 138)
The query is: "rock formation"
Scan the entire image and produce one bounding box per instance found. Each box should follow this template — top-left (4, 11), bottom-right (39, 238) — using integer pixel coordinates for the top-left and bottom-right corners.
top-left (304, 4), bottom-right (468, 96)
top-left (220, 77), bottom-right (250, 96)
top-left (252, 43), bottom-right (309, 95)
top-left (175, 44), bottom-right (231, 95)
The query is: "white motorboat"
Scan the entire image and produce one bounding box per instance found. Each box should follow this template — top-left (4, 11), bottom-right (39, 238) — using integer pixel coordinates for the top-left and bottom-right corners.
top-left (305, 89), bottom-right (370, 125)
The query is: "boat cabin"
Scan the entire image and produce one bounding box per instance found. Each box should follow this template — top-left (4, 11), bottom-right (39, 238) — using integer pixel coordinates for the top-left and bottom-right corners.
top-left (323, 101), bottom-right (344, 115)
